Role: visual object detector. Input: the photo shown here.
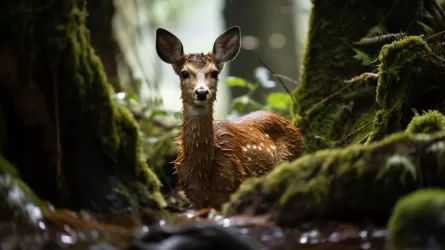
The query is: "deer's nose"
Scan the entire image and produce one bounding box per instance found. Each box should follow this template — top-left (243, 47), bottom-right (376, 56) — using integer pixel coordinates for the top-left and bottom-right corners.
top-left (195, 88), bottom-right (209, 101)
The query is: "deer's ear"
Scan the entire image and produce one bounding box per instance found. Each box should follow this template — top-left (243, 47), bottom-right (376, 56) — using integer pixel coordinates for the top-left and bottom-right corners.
top-left (156, 28), bottom-right (185, 65)
top-left (212, 26), bottom-right (241, 64)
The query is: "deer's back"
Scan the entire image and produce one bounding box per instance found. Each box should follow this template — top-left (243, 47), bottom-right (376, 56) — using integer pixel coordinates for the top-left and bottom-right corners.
top-left (213, 110), bottom-right (303, 177)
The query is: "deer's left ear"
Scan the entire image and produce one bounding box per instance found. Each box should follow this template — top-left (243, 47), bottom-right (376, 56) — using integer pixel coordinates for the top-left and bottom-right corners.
top-left (212, 26), bottom-right (241, 65)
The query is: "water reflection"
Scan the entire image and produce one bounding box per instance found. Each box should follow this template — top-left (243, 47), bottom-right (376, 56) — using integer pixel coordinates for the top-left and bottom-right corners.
top-left (0, 208), bottom-right (391, 250)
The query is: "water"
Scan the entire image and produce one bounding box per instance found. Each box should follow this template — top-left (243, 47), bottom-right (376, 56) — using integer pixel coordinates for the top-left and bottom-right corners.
top-left (0, 207), bottom-right (388, 250)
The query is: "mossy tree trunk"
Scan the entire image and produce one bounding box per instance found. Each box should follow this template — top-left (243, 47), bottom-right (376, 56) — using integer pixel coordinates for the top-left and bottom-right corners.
top-left (86, 0), bottom-right (122, 92)
top-left (293, 0), bottom-right (423, 152)
top-left (0, 0), bottom-right (165, 216)
top-left (366, 36), bottom-right (445, 143)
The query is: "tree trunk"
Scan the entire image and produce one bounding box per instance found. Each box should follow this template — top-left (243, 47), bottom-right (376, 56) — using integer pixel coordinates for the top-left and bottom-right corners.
top-left (0, 0), bottom-right (165, 217)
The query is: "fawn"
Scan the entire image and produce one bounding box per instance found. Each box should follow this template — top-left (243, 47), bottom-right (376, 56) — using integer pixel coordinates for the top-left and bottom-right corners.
top-left (155, 26), bottom-right (303, 209)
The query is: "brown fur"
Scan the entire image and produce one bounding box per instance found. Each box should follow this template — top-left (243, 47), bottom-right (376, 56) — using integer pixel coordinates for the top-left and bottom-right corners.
top-left (184, 53), bottom-right (212, 69)
top-left (173, 101), bottom-right (303, 209)
top-left (156, 26), bottom-right (304, 209)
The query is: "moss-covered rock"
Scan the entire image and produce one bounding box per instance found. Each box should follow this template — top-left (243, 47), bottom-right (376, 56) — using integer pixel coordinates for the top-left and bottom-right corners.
top-left (0, 0), bottom-right (165, 215)
top-left (388, 189), bottom-right (445, 250)
top-left (366, 36), bottom-right (445, 143)
top-left (406, 110), bottom-right (445, 134)
top-left (292, 0), bottom-right (423, 152)
top-left (0, 154), bottom-right (44, 225)
top-left (223, 131), bottom-right (445, 227)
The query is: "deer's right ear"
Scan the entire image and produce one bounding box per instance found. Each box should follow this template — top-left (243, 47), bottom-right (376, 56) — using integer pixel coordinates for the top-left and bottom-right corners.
top-left (156, 28), bottom-right (184, 65)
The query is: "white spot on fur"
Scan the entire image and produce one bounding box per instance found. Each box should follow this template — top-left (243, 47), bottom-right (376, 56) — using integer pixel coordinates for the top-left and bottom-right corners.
top-left (248, 157), bottom-right (252, 161)
top-left (246, 144), bottom-right (251, 149)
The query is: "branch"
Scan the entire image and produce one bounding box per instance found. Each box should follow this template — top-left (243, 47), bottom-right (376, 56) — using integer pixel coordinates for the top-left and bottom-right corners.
top-left (256, 56), bottom-right (298, 108)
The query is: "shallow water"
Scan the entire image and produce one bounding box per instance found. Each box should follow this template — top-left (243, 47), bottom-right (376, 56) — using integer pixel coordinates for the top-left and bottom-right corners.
top-left (0, 208), bottom-right (388, 250)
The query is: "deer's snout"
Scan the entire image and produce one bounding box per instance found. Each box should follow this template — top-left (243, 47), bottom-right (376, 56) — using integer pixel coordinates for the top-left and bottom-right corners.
top-left (194, 87), bottom-right (210, 101)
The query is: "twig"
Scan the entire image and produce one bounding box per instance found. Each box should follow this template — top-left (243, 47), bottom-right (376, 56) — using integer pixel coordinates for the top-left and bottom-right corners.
top-left (424, 29), bottom-right (445, 41)
top-left (271, 73), bottom-right (299, 85)
top-left (51, 61), bottom-right (70, 206)
top-left (256, 56), bottom-right (298, 107)
top-left (341, 110), bottom-right (391, 144)
top-left (356, 134), bottom-right (370, 144)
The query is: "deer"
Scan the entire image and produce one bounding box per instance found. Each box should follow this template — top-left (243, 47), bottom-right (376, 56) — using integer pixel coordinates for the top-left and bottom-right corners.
top-left (155, 26), bottom-right (304, 209)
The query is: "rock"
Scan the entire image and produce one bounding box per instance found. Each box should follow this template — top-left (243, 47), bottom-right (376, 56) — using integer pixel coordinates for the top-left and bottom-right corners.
top-left (0, 154), bottom-right (44, 225)
top-left (388, 189), bottom-right (445, 250)
top-left (128, 223), bottom-right (262, 250)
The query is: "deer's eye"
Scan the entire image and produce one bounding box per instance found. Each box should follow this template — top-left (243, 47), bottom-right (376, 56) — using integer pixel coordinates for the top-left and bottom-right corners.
top-left (211, 71), bottom-right (219, 79)
top-left (181, 71), bottom-right (189, 79)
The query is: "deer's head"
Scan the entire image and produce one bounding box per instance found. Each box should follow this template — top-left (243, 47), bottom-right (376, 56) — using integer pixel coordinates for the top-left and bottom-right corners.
top-left (155, 26), bottom-right (241, 110)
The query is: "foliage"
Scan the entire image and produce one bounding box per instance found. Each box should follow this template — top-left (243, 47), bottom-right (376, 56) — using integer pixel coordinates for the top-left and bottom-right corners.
top-left (111, 90), bottom-right (181, 189)
top-left (225, 77), bottom-right (293, 118)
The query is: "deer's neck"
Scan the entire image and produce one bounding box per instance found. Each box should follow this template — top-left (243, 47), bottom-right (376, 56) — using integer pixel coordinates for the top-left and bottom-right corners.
top-left (179, 104), bottom-right (216, 168)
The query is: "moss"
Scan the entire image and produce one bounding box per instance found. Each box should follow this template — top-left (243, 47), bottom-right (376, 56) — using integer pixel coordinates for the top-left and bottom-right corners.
top-left (406, 110), bottom-right (445, 134)
top-left (62, 1), bottom-right (165, 210)
top-left (388, 189), bottom-right (445, 250)
top-left (221, 177), bottom-right (262, 215)
top-left (367, 36), bottom-right (445, 143)
top-left (223, 131), bottom-right (445, 227)
top-left (0, 0), bottom-right (165, 213)
top-left (0, 154), bottom-right (44, 225)
top-left (292, 0), bottom-right (423, 152)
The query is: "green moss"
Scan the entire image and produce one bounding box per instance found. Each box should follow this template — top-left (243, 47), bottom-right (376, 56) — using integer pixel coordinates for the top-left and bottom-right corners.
top-left (388, 189), bottom-right (445, 250)
top-left (0, 0), bottom-right (165, 212)
top-left (221, 177), bottom-right (262, 215)
top-left (0, 154), bottom-right (44, 225)
top-left (292, 0), bottom-right (423, 152)
top-left (367, 36), bottom-right (445, 143)
top-left (224, 131), bottom-right (445, 226)
top-left (63, 1), bottom-right (164, 209)
top-left (406, 110), bottom-right (445, 134)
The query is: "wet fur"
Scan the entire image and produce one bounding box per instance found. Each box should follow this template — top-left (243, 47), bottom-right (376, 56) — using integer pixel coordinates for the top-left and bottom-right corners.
top-left (174, 108), bottom-right (303, 209)
top-left (156, 27), bottom-right (303, 209)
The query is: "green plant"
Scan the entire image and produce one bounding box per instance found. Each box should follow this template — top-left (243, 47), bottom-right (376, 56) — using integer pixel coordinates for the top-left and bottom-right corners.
top-left (111, 90), bottom-right (181, 186)
top-left (225, 77), bottom-right (292, 118)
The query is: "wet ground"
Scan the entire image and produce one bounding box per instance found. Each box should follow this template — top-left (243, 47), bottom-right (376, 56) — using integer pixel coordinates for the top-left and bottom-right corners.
top-left (0, 188), bottom-right (388, 250)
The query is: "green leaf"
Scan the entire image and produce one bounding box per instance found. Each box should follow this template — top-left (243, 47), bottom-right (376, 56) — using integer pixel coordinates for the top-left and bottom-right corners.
top-left (225, 77), bottom-right (256, 90)
top-left (266, 92), bottom-right (292, 110)
top-left (144, 109), bottom-right (168, 124)
top-left (124, 92), bottom-right (140, 104)
top-left (352, 48), bottom-right (374, 66)
top-left (230, 95), bottom-right (263, 113)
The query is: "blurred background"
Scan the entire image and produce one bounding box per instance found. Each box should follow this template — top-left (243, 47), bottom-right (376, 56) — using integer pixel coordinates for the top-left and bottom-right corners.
top-left (89, 0), bottom-right (312, 120)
